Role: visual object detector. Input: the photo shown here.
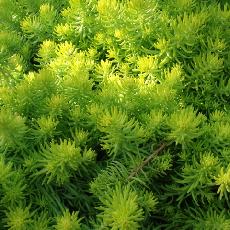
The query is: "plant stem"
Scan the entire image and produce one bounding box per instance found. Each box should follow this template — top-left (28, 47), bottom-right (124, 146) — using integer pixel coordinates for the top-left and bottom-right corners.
top-left (128, 141), bottom-right (172, 180)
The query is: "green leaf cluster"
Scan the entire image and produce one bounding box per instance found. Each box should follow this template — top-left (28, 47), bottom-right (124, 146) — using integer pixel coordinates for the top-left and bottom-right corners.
top-left (0, 0), bottom-right (230, 229)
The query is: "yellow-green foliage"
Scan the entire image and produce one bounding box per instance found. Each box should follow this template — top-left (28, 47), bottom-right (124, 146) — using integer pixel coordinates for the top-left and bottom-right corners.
top-left (0, 0), bottom-right (230, 229)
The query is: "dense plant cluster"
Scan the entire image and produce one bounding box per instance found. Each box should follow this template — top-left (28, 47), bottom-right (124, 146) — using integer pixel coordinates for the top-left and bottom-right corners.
top-left (0, 0), bottom-right (230, 229)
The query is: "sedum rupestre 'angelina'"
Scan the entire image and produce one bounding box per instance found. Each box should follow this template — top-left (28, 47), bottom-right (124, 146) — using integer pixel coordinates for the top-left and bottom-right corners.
top-left (0, 0), bottom-right (230, 229)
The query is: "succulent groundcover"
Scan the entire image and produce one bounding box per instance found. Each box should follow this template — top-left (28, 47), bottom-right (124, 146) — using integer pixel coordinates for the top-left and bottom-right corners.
top-left (0, 0), bottom-right (230, 229)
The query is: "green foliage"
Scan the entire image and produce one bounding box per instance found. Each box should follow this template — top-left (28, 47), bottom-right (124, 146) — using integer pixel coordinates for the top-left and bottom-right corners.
top-left (4, 206), bottom-right (32, 230)
top-left (0, 0), bottom-right (230, 229)
top-left (98, 107), bottom-right (147, 159)
top-left (54, 210), bottom-right (82, 230)
top-left (33, 139), bottom-right (96, 185)
top-left (184, 207), bottom-right (230, 230)
top-left (172, 153), bottom-right (219, 205)
top-left (21, 3), bottom-right (57, 42)
top-left (215, 166), bottom-right (230, 200)
top-left (0, 109), bottom-right (28, 151)
top-left (97, 183), bottom-right (144, 230)
top-left (167, 106), bottom-right (206, 146)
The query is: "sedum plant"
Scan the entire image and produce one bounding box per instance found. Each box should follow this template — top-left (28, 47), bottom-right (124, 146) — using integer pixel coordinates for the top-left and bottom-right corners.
top-left (0, 0), bottom-right (230, 229)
